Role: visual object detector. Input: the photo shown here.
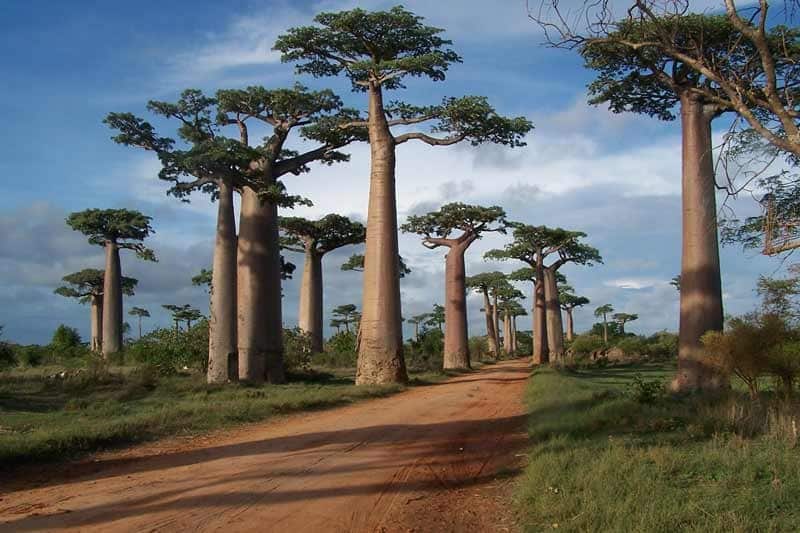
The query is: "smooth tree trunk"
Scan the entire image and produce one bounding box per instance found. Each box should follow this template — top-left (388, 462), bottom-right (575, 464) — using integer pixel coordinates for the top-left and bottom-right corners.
top-left (208, 180), bottom-right (238, 384)
top-left (565, 309), bottom-right (575, 342)
top-left (90, 294), bottom-right (103, 352)
top-left (137, 317), bottom-right (142, 339)
top-left (238, 186), bottom-right (285, 384)
top-left (503, 313), bottom-right (512, 355)
top-left (102, 240), bottom-right (122, 356)
top-left (492, 293), bottom-right (501, 354)
top-left (511, 316), bottom-right (518, 355)
top-left (482, 289), bottom-right (499, 358)
top-left (443, 244), bottom-right (470, 369)
top-left (532, 253), bottom-right (549, 364)
top-left (672, 94), bottom-right (725, 393)
top-left (602, 318), bottom-right (608, 344)
top-left (543, 268), bottom-right (565, 360)
top-left (356, 83), bottom-right (407, 385)
top-left (298, 247), bottom-right (324, 353)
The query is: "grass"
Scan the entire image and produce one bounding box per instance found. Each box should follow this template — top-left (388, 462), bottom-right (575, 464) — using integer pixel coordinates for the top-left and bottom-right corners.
top-left (0, 362), bottom-right (455, 468)
top-left (516, 361), bottom-right (800, 532)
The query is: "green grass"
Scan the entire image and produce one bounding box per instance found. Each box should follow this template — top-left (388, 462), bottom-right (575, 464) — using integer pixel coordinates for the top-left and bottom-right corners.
top-left (516, 362), bottom-right (800, 532)
top-left (0, 364), bottom-right (452, 468)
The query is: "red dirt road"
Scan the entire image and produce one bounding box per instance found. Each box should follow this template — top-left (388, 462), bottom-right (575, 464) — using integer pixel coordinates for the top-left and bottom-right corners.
top-left (0, 359), bottom-right (531, 532)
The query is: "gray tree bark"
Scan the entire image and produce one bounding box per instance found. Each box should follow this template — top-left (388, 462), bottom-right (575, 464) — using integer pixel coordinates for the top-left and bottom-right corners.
top-left (482, 290), bottom-right (499, 358)
top-left (443, 244), bottom-right (470, 369)
top-left (543, 268), bottom-right (565, 360)
top-left (565, 309), bottom-right (575, 342)
top-left (532, 252), bottom-right (549, 364)
top-left (298, 247), bottom-right (324, 353)
top-left (102, 240), bottom-right (122, 356)
top-left (90, 294), bottom-right (103, 352)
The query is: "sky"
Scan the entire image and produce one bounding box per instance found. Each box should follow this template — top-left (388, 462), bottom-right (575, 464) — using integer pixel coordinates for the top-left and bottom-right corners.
top-left (0, 0), bottom-right (791, 345)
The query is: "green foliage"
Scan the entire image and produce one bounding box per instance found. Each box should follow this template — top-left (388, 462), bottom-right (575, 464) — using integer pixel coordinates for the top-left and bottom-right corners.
top-left (568, 334), bottom-right (605, 356)
top-left (515, 330), bottom-right (533, 357)
top-left (324, 331), bottom-right (357, 360)
top-left (341, 253), bottom-right (411, 277)
top-left (401, 202), bottom-right (506, 244)
top-left (283, 327), bottom-right (313, 373)
top-left (465, 271), bottom-right (507, 294)
top-left (66, 209), bottom-right (157, 261)
top-left (406, 329), bottom-right (444, 371)
top-left (559, 284), bottom-right (590, 311)
top-left (589, 321), bottom-right (623, 339)
top-left (127, 321), bottom-right (209, 375)
top-left (191, 268), bottom-right (213, 290)
top-left (625, 373), bottom-right (665, 404)
top-left (485, 222), bottom-right (602, 268)
top-left (756, 271), bottom-right (800, 322)
top-left (280, 214), bottom-right (365, 254)
top-left (54, 268), bottom-right (137, 302)
top-left (0, 327), bottom-right (16, 369)
top-left (50, 325), bottom-right (83, 356)
top-left (468, 336), bottom-right (489, 361)
top-left (425, 304), bottom-right (445, 331)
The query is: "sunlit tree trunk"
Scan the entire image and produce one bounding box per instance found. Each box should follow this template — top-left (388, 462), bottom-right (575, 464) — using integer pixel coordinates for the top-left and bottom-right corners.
top-left (503, 312), bottom-right (512, 355)
top-left (565, 309), bottom-right (575, 342)
top-left (102, 240), bottom-right (122, 356)
top-left (482, 289), bottom-right (498, 358)
top-left (511, 315), bottom-right (518, 354)
top-left (543, 268), bottom-right (564, 359)
top-left (492, 293), bottom-right (501, 358)
top-left (533, 251), bottom-right (549, 364)
top-left (298, 247), bottom-right (324, 353)
top-left (443, 244), bottom-right (470, 369)
top-left (356, 82), bottom-right (407, 385)
top-left (90, 294), bottom-right (103, 352)
top-left (672, 94), bottom-right (725, 393)
top-left (208, 180), bottom-right (238, 384)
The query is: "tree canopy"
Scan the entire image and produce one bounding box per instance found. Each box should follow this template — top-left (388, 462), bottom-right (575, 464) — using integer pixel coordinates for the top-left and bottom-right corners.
top-left (401, 203), bottom-right (506, 248)
top-left (129, 306), bottom-right (150, 318)
top-left (486, 223), bottom-right (601, 269)
top-left (55, 269), bottom-right (138, 303)
top-left (341, 253), bottom-right (411, 277)
top-left (558, 284), bottom-right (590, 311)
top-left (465, 271), bottom-right (508, 294)
top-left (67, 209), bottom-right (157, 260)
top-left (280, 214), bottom-right (366, 255)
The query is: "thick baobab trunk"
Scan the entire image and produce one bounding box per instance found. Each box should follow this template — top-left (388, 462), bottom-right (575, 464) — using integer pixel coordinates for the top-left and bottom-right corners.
top-left (532, 254), bottom-right (549, 364)
top-left (543, 268), bottom-right (565, 360)
top-left (602, 318), bottom-right (608, 344)
top-left (298, 248), bottom-right (324, 353)
top-left (90, 294), bottom-right (103, 352)
top-left (511, 316), bottom-right (518, 354)
top-left (565, 309), bottom-right (575, 342)
top-left (238, 186), bottom-right (285, 384)
top-left (672, 94), bottom-right (725, 393)
top-left (482, 289), bottom-right (499, 358)
top-left (208, 180), bottom-right (238, 384)
top-left (102, 240), bottom-right (122, 356)
top-left (443, 245), bottom-right (470, 369)
top-left (503, 313), bottom-right (512, 355)
top-left (492, 293), bottom-right (501, 354)
top-left (356, 83), bottom-right (407, 385)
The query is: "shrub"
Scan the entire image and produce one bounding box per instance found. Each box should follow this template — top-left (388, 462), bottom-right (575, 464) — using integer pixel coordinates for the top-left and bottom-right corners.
top-left (516, 330), bottom-right (532, 357)
top-left (616, 336), bottom-right (649, 357)
top-left (767, 340), bottom-right (800, 397)
top-left (127, 320), bottom-right (208, 376)
top-left (468, 336), bottom-right (489, 361)
top-left (0, 342), bottom-right (15, 368)
top-left (14, 344), bottom-right (47, 367)
top-left (643, 331), bottom-right (678, 359)
top-left (569, 334), bottom-right (604, 357)
top-left (625, 373), bottom-right (664, 404)
top-left (284, 327), bottom-right (313, 372)
top-left (51, 324), bottom-right (82, 350)
top-left (326, 331), bottom-right (356, 356)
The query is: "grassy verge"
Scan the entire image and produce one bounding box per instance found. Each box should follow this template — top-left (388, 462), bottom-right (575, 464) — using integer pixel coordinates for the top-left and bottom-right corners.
top-left (0, 363), bottom-right (457, 468)
top-left (516, 362), bottom-right (800, 532)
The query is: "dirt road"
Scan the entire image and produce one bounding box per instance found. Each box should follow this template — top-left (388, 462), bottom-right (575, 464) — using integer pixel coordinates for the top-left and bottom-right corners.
top-left (0, 359), bottom-right (531, 532)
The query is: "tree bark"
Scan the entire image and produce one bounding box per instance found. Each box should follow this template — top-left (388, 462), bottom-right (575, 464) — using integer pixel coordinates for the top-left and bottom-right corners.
top-left (503, 312), bottom-right (512, 355)
top-left (671, 93), bottom-right (726, 393)
top-left (90, 294), bottom-right (103, 352)
top-left (238, 186), bottom-right (285, 384)
top-left (492, 293), bottom-right (501, 355)
top-left (482, 289), bottom-right (499, 358)
top-left (565, 309), bottom-right (575, 342)
top-left (543, 268), bottom-right (565, 360)
top-left (356, 82), bottom-right (407, 385)
top-left (532, 253), bottom-right (549, 364)
top-left (102, 240), bottom-right (122, 356)
top-left (298, 247), bottom-right (324, 353)
top-left (511, 316), bottom-right (518, 355)
top-left (602, 317), bottom-right (608, 344)
top-left (443, 244), bottom-right (470, 369)
top-left (208, 180), bottom-right (238, 384)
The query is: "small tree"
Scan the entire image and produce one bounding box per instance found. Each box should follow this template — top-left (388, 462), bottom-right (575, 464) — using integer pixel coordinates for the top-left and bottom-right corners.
top-left (756, 272), bottom-right (800, 323)
top-left (162, 304), bottom-right (202, 330)
top-left (280, 214), bottom-right (365, 352)
top-left (612, 313), bottom-right (639, 335)
top-left (51, 324), bottom-right (82, 352)
top-left (496, 286), bottom-right (525, 356)
top-left (331, 304), bottom-right (360, 334)
top-left (66, 210), bottom-right (155, 356)
top-left (341, 253), bottom-right (411, 277)
top-left (558, 284), bottom-right (590, 342)
top-left (402, 203), bottom-right (506, 369)
top-left (406, 313), bottom-right (429, 342)
top-left (426, 304), bottom-right (446, 333)
top-left (594, 304), bottom-right (614, 344)
top-left (465, 271), bottom-right (508, 358)
top-left (277, 6), bottom-right (532, 385)
top-left (128, 307), bottom-right (150, 339)
top-left (55, 268), bottom-right (137, 351)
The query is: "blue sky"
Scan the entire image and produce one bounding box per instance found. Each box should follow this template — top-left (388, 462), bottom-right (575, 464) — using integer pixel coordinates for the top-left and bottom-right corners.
top-left (0, 0), bottom-right (789, 344)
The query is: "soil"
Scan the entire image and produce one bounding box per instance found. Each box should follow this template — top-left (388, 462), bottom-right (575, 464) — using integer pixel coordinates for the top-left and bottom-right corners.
top-left (0, 359), bottom-right (531, 532)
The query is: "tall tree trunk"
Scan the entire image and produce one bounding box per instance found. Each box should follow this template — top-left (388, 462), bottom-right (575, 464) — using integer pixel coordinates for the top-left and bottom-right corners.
top-left (543, 268), bottom-right (565, 360)
top-left (565, 309), bottom-right (575, 342)
top-left (298, 247), bottom-right (324, 353)
top-left (137, 317), bottom-right (142, 339)
top-left (492, 293), bottom-right (500, 354)
top-left (414, 322), bottom-right (419, 342)
top-left (672, 94), bottom-right (725, 393)
top-left (532, 253), bottom-right (549, 364)
top-left (238, 187), bottom-right (285, 384)
top-left (503, 312), bottom-right (512, 355)
top-left (511, 315), bottom-right (518, 354)
top-left (102, 240), bottom-right (122, 356)
top-left (602, 318), bottom-right (608, 344)
top-left (443, 245), bottom-right (470, 369)
top-left (90, 294), bottom-right (103, 352)
top-left (356, 82), bottom-right (407, 385)
top-left (208, 180), bottom-right (238, 384)
top-left (482, 289), bottom-right (499, 358)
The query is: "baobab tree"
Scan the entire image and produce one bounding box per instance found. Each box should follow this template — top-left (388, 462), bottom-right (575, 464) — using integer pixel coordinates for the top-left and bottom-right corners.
top-left (331, 304), bottom-right (360, 334)
top-left (501, 301), bottom-right (527, 355)
top-left (558, 285), bottom-right (590, 341)
top-left (107, 85), bottom-right (361, 385)
top-left (670, 275), bottom-right (681, 292)
top-left (613, 313), bottom-right (639, 335)
top-left (402, 203), bottom-right (507, 369)
top-left (465, 271), bottom-right (507, 358)
top-left (496, 286), bottom-right (525, 356)
top-left (407, 313), bottom-right (429, 342)
top-left (128, 307), bottom-right (150, 339)
top-left (425, 304), bottom-right (446, 334)
top-left (578, 16), bottom-right (758, 391)
top-left (594, 304), bottom-right (614, 344)
top-left (276, 6), bottom-right (533, 384)
top-left (55, 269), bottom-right (137, 351)
top-left (341, 254), bottom-right (411, 277)
top-left (163, 304), bottom-right (203, 330)
top-left (280, 214), bottom-right (366, 352)
top-left (67, 209), bottom-right (155, 356)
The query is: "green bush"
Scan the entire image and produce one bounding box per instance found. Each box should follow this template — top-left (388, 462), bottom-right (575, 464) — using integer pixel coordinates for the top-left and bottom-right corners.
top-left (568, 334), bottom-right (605, 356)
top-left (468, 336), bottom-right (489, 361)
top-left (325, 331), bottom-right (356, 356)
top-left (616, 335), bottom-right (649, 357)
top-left (283, 327), bottom-right (313, 372)
top-left (127, 320), bottom-right (208, 376)
top-left (13, 344), bottom-right (47, 367)
top-left (625, 373), bottom-right (664, 404)
top-left (0, 342), bottom-right (15, 369)
top-left (516, 330), bottom-right (533, 357)
top-left (643, 331), bottom-right (678, 359)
